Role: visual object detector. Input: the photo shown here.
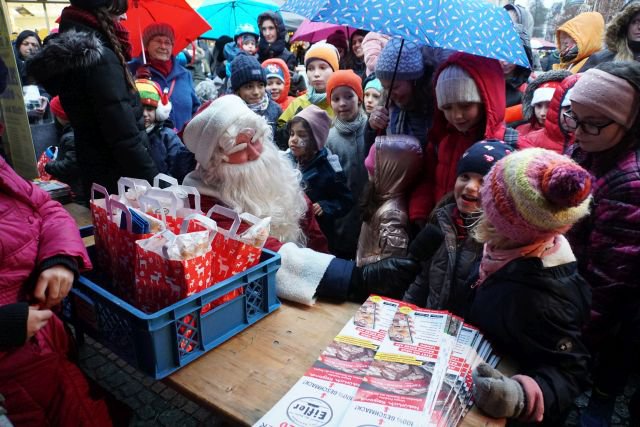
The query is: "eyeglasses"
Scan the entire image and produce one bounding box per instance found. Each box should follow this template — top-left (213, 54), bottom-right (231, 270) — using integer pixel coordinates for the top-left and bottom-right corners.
top-left (562, 110), bottom-right (616, 136)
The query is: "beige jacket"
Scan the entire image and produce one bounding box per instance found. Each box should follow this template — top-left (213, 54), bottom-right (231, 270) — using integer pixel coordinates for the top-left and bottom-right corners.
top-left (356, 135), bottom-right (423, 267)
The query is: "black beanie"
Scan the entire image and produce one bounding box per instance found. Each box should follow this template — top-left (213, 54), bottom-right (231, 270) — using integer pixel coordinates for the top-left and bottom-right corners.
top-left (231, 53), bottom-right (267, 91)
top-left (456, 140), bottom-right (514, 177)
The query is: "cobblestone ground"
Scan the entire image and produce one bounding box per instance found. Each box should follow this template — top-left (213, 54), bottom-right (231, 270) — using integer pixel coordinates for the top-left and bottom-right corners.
top-left (77, 333), bottom-right (638, 427)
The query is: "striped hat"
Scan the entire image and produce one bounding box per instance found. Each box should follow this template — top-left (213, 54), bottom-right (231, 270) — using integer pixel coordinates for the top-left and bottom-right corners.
top-left (480, 148), bottom-right (592, 244)
top-left (135, 78), bottom-right (172, 122)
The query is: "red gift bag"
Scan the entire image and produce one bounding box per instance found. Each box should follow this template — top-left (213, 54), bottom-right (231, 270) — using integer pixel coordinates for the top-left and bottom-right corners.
top-left (116, 177), bottom-right (151, 209)
top-left (89, 184), bottom-right (114, 273)
top-left (141, 187), bottom-right (201, 234)
top-left (37, 148), bottom-right (56, 181)
top-left (134, 214), bottom-right (217, 313)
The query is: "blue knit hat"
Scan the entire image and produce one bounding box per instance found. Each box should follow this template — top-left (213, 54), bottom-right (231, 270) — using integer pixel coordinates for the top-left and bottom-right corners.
top-left (365, 78), bottom-right (383, 93)
top-left (375, 39), bottom-right (424, 81)
top-left (456, 140), bottom-right (514, 177)
top-left (231, 53), bottom-right (267, 91)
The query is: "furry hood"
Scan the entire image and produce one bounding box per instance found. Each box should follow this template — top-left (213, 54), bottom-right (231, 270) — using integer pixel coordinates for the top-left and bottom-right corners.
top-left (522, 70), bottom-right (571, 120)
top-left (27, 29), bottom-right (105, 95)
top-left (605, 1), bottom-right (640, 53)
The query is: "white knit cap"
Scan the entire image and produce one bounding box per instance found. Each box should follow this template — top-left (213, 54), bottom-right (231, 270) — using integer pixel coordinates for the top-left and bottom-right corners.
top-left (183, 95), bottom-right (256, 166)
top-left (435, 65), bottom-right (482, 109)
top-left (531, 87), bottom-right (556, 106)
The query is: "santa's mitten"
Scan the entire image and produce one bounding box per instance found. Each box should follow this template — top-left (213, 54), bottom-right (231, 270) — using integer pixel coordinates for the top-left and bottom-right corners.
top-left (472, 363), bottom-right (525, 419)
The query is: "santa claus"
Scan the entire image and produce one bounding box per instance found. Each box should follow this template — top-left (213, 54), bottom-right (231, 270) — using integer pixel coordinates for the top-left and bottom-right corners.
top-left (182, 95), bottom-right (419, 304)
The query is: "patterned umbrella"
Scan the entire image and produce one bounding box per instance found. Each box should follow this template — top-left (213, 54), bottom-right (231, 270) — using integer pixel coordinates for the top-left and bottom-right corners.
top-left (281, 0), bottom-right (530, 67)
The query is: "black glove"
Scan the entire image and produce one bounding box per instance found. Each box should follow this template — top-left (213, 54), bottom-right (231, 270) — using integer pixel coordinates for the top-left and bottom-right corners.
top-left (349, 257), bottom-right (420, 302)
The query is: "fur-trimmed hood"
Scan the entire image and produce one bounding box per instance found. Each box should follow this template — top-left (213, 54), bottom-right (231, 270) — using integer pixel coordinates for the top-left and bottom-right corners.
top-left (605, 1), bottom-right (640, 55)
top-left (27, 29), bottom-right (105, 95)
top-left (521, 70), bottom-right (571, 120)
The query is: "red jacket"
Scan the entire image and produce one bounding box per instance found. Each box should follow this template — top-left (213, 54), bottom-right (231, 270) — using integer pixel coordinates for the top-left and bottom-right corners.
top-left (518, 74), bottom-right (581, 154)
top-left (409, 53), bottom-right (511, 222)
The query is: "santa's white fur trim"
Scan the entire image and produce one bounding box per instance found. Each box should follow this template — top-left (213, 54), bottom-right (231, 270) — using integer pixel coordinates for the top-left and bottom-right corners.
top-left (276, 242), bottom-right (335, 306)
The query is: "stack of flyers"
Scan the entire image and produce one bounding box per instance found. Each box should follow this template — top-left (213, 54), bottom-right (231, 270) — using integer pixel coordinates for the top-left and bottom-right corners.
top-left (254, 297), bottom-right (500, 427)
top-left (254, 296), bottom-right (401, 427)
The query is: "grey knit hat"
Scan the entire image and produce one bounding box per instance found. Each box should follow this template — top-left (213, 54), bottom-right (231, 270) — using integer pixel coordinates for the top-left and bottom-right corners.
top-left (375, 38), bottom-right (424, 81)
top-left (435, 65), bottom-right (482, 109)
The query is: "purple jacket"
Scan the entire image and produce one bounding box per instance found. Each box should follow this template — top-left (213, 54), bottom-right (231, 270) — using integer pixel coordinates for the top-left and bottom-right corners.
top-left (567, 144), bottom-right (640, 312)
top-left (0, 156), bottom-right (91, 306)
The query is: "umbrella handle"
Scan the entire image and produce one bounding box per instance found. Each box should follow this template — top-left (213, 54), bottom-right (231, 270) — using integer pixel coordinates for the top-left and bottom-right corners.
top-left (384, 38), bottom-right (404, 111)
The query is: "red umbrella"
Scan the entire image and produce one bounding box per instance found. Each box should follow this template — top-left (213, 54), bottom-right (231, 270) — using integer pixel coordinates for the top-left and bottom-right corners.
top-left (124, 0), bottom-right (212, 58)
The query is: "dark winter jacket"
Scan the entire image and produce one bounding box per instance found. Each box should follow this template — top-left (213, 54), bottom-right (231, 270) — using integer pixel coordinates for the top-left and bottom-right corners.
top-left (290, 148), bottom-right (353, 248)
top-left (129, 56), bottom-right (200, 131)
top-left (257, 12), bottom-right (297, 71)
top-left (27, 26), bottom-right (159, 194)
top-left (255, 98), bottom-right (283, 141)
top-left (582, 1), bottom-right (640, 72)
top-left (403, 204), bottom-right (483, 313)
top-left (567, 143), bottom-right (640, 315)
top-left (540, 51), bottom-right (560, 72)
top-left (468, 257), bottom-right (591, 425)
top-left (147, 121), bottom-right (196, 183)
top-left (519, 74), bottom-right (580, 154)
top-left (43, 124), bottom-right (86, 201)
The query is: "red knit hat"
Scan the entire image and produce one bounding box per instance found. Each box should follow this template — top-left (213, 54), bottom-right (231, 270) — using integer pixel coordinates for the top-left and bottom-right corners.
top-left (50, 96), bottom-right (68, 121)
top-left (327, 70), bottom-right (363, 102)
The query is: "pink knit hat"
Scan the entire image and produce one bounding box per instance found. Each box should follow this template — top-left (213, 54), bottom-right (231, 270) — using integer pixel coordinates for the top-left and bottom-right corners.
top-left (480, 148), bottom-right (592, 244)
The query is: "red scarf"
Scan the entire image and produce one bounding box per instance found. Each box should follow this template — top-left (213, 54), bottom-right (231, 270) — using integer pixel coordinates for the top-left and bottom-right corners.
top-left (148, 56), bottom-right (173, 77)
top-left (60, 6), bottom-right (132, 60)
top-left (475, 236), bottom-right (561, 287)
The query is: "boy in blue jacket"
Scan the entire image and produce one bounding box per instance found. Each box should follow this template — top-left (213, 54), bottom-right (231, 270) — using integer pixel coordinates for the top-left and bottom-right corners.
top-left (136, 79), bottom-right (195, 182)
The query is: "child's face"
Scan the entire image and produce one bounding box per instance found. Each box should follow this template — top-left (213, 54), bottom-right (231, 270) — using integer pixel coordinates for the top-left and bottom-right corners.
top-left (380, 79), bottom-right (413, 108)
top-left (241, 38), bottom-right (257, 55)
top-left (142, 105), bottom-right (157, 128)
top-left (441, 102), bottom-right (484, 133)
top-left (454, 172), bottom-right (483, 215)
top-left (266, 77), bottom-right (285, 100)
top-left (331, 86), bottom-right (360, 122)
top-left (364, 88), bottom-right (382, 114)
top-left (306, 60), bottom-right (333, 93)
top-left (569, 101), bottom-right (626, 153)
top-left (237, 81), bottom-right (266, 105)
top-left (288, 121), bottom-right (316, 160)
top-left (534, 102), bottom-right (550, 126)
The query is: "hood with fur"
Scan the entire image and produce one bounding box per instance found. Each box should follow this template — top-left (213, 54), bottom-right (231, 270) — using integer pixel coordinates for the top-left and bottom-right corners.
top-left (27, 29), bottom-right (105, 96)
top-left (605, 1), bottom-right (640, 60)
top-left (522, 70), bottom-right (572, 120)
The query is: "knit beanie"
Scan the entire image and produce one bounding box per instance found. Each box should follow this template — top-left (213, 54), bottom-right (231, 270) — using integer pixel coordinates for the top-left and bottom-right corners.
top-left (365, 78), bottom-right (383, 93)
top-left (234, 23), bottom-right (259, 39)
top-left (436, 65), bottom-right (482, 109)
top-left (480, 148), bottom-right (592, 245)
top-left (263, 62), bottom-right (285, 83)
top-left (456, 140), bottom-right (514, 177)
top-left (375, 38), bottom-right (424, 82)
top-left (135, 78), bottom-right (172, 121)
top-left (327, 70), bottom-right (363, 101)
top-left (305, 42), bottom-right (340, 72)
top-left (570, 68), bottom-right (640, 130)
top-left (531, 81), bottom-right (561, 106)
top-left (293, 105), bottom-right (331, 150)
top-left (49, 96), bottom-right (68, 122)
top-left (183, 95), bottom-right (269, 165)
top-left (231, 53), bottom-right (267, 91)
top-left (326, 31), bottom-right (348, 51)
top-left (143, 23), bottom-right (175, 48)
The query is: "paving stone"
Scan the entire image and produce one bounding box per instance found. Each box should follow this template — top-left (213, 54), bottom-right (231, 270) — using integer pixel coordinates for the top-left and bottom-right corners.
top-left (151, 382), bottom-right (166, 394)
top-left (124, 396), bottom-right (144, 411)
top-left (151, 397), bottom-right (170, 413)
top-left (193, 408), bottom-right (211, 422)
top-left (83, 354), bottom-right (108, 370)
top-left (141, 376), bottom-right (155, 387)
top-left (171, 393), bottom-right (188, 409)
top-left (136, 405), bottom-right (157, 421)
top-left (138, 389), bottom-right (157, 405)
top-left (160, 387), bottom-right (178, 401)
top-left (182, 400), bottom-right (200, 415)
top-left (95, 363), bottom-right (117, 380)
top-left (158, 409), bottom-right (186, 426)
top-left (105, 371), bottom-right (128, 388)
top-left (120, 380), bottom-right (144, 398)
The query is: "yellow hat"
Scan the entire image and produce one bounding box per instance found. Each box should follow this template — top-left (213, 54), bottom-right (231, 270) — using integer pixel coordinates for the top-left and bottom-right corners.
top-left (305, 42), bottom-right (340, 72)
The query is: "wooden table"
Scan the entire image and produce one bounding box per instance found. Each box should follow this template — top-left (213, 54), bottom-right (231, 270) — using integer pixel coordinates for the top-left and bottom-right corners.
top-left (64, 203), bottom-right (504, 427)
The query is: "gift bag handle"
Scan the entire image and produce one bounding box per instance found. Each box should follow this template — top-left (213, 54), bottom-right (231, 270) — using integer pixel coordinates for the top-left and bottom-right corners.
top-left (117, 177), bottom-right (150, 205)
top-left (144, 188), bottom-right (179, 216)
top-left (91, 183), bottom-right (111, 209)
top-left (205, 205), bottom-right (241, 236)
top-left (239, 212), bottom-right (262, 226)
top-left (110, 198), bottom-right (132, 232)
top-left (153, 173), bottom-right (179, 188)
top-left (176, 185), bottom-right (202, 213)
top-left (138, 195), bottom-right (167, 224)
top-left (180, 213), bottom-right (218, 245)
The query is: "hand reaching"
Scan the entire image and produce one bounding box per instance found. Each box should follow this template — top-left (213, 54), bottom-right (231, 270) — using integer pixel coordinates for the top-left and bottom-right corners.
top-left (472, 363), bottom-right (525, 419)
top-left (33, 265), bottom-right (74, 309)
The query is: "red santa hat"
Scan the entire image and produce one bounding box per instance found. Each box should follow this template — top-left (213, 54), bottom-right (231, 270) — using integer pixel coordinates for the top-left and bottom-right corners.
top-left (531, 81), bottom-right (562, 106)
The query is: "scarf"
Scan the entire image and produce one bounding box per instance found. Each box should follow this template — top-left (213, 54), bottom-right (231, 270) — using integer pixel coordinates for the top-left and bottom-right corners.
top-left (247, 93), bottom-right (270, 113)
top-left (307, 86), bottom-right (327, 105)
top-left (148, 57), bottom-right (173, 77)
top-left (60, 5), bottom-right (132, 60)
top-left (334, 111), bottom-right (367, 136)
top-left (475, 236), bottom-right (562, 287)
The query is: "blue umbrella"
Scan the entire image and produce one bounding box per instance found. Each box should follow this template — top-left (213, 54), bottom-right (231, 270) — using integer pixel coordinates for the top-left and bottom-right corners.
top-left (281, 0), bottom-right (530, 67)
top-left (197, 0), bottom-right (279, 39)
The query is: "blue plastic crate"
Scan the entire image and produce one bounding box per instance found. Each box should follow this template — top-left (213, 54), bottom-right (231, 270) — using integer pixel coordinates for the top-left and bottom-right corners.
top-left (67, 226), bottom-right (281, 379)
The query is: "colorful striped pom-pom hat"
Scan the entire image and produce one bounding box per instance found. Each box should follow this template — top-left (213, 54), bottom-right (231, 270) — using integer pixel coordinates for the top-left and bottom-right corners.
top-left (480, 148), bottom-right (592, 244)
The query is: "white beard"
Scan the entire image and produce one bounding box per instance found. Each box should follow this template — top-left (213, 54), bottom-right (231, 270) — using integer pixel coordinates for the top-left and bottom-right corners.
top-left (194, 141), bottom-right (308, 245)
